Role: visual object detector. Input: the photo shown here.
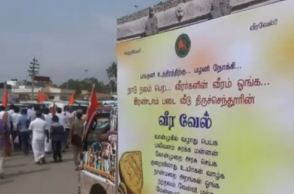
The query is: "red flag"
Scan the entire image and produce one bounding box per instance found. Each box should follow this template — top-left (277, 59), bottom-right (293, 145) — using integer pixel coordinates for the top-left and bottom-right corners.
top-left (68, 91), bottom-right (75, 105)
top-left (2, 91), bottom-right (8, 108)
top-left (37, 90), bottom-right (48, 103)
top-left (86, 85), bottom-right (98, 122)
top-left (51, 102), bottom-right (56, 115)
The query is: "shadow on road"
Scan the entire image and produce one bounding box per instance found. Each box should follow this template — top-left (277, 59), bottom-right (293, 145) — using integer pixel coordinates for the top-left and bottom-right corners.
top-left (44, 157), bottom-right (73, 164)
top-left (62, 158), bottom-right (73, 163)
top-left (5, 168), bottom-right (50, 178)
top-left (5, 153), bottom-right (33, 162)
top-left (5, 163), bottom-right (27, 168)
top-left (0, 179), bottom-right (14, 185)
top-left (62, 151), bottom-right (73, 156)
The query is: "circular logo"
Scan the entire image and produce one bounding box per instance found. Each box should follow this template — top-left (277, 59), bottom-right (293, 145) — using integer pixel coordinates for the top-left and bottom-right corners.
top-left (175, 33), bottom-right (191, 58)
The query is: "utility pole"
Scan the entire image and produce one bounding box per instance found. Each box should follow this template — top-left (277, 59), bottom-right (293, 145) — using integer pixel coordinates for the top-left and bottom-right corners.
top-left (28, 58), bottom-right (39, 100)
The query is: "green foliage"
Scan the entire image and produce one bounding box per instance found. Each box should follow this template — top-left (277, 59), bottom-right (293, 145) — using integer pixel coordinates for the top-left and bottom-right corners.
top-left (106, 62), bottom-right (117, 80)
top-left (20, 62), bottom-right (119, 94)
top-left (106, 62), bottom-right (117, 93)
top-left (59, 77), bottom-right (110, 93)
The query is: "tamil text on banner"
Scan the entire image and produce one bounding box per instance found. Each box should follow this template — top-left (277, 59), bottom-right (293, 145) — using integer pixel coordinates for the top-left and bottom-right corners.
top-left (117, 1), bottom-right (294, 194)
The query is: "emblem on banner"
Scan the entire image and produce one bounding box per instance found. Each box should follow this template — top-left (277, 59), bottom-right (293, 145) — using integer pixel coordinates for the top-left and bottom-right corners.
top-left (175, 33), bottom-right (191, 58)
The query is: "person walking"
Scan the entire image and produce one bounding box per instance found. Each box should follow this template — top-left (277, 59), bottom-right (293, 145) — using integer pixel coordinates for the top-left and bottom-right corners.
top-left (28, 105), bottom-right (43, 122)
top-left (0, 106), bottom-right (12, 156)
top-left (11, 106), bottom-right (21, 151)
top-left (29, 111), bottom-right (48, 164)
top-left (17, 109), bottom-right (30, 155)
top-left (43, 108), bottom-right (51, 129)
top-left (69, 111), bottom-right (84, 170)
top-left (50, 115), bottom-right (64, 162)
top-left (43, 108), bottom-right (52, 154)
top-left (64, 107), bottom-right (73, 150)
top-left (27, 105), bottom-right (33, 118)
top-left (0, 111), bottom-right (10, 179)
top-left (8, 104), bottom-right (14, 115)
top-left (56, 107), bottom-right (66, 152)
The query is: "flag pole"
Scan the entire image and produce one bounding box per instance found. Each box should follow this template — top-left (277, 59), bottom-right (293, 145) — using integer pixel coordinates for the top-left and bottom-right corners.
top-left (4, 83), bottom-right (7, 111)
top-left (86, 84), bottom-right (93, 120)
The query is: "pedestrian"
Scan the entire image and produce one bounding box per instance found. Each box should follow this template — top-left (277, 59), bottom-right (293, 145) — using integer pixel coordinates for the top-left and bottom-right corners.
top-left (0, 111), bottom-right (10, 179)
top-left (69, 111), bottom-right (84, 170)
top-left (7, 105), bottom-right (15, 151)
top-left (43, 108), bottom-right (52, 154)
top-left (64, 107), bottom-right (73, 149)
top-left (8, 104), bottom-right (15, 115)
top-left (17, 108), bottom-right (30, 155)
top-left (29, 111), bottom-right (49, 164)
top-left (27, 105), bottom-right (33, 118)
top-left (28, 105), bottom-right (42, 122)
top-left (50, 115), bottom-right (64, 162)
top-left (0, 106), bottom-right (12, 156)
top-left (43, 108), bottom-right (51, 130)
top-left (56, 107), bottom-right (66, 152)
top-left (11, 106), bottom-right (21, 151)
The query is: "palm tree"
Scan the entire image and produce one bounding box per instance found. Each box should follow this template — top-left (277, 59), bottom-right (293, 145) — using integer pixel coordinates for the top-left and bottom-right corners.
top-left (106, 62), bottom-right (117, 80)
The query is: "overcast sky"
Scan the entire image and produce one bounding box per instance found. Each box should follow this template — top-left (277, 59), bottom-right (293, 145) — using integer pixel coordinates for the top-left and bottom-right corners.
top-left (0, 0), bottom-right (159, 84)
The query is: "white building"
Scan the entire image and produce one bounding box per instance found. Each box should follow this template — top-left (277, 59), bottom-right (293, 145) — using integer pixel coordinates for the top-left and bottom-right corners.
top-left (12, 86), bottom-right (74, 101)
top-left (6, 80), bottom-right (19, 88)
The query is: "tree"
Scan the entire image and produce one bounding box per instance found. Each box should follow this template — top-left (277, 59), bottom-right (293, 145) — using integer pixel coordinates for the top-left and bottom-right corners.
top-left (109, 80), bottom-right (117, 92)
top-left (21, 79), bottom-right (31, 86)
top-left (106, 62), bottom-right (117, 80)
top-left (59, 77), bottom-right (109, 93)
top-left (106, 62), bottom-right (117, 93)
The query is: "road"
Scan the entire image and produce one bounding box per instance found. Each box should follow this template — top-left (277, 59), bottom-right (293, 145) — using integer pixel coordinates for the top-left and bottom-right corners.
top-left (0, 151), bottom-right (77, 194)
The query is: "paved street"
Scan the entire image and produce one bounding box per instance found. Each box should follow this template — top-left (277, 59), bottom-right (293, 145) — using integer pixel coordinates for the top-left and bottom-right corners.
top-left (0, 151), bottom-right (77, 194)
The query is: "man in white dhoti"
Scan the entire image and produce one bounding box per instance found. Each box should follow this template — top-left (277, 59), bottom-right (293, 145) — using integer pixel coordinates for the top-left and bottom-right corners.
top-left (29, 111), bottom-right (49, 164)
top-left (43, 108), bottom-right (52, 153)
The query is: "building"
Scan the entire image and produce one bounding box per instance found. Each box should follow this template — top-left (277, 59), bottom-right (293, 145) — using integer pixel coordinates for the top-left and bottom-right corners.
top-left (6, 80), bottom-right (18, 87)
top-left (79, 92), bottom-right (114, 100)
top-left (12, 86), bottom-right (74, 101)
top-left (5, 76), bottom-right (74, 101)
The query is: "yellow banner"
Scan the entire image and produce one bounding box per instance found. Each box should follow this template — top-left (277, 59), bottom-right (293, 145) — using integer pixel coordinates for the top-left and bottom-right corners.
top-left (117, 1), bottom-right (294, 194)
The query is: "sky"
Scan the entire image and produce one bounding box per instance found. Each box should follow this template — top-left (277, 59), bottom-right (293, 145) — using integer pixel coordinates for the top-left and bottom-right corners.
top-left (0, 0), bottom-right (160, 84)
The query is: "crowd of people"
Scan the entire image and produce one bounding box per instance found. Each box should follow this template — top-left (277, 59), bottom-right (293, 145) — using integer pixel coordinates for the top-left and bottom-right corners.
top-left (0, 104), bottom-right (85, 179)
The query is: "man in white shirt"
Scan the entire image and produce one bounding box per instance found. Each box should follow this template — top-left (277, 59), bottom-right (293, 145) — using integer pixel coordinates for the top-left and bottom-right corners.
top-left (27, 105), bottom-right (33, 118)
top-left (29, 111), bottom-right (48, 164)
top-left (64, 107), bottom-right (73, 128)
top-left (8, 104), bottom-right (14, 115)
top-left (0, 106), bottom-right (13, 133)
top-left (56, 107), bottom-right (66, 128)
top-left (11, 106), bottom-right (21, 151)
top-left (11, 107), bottom-right (21, 127)
top-left (28, 105), bottom-right (44, 123)
top-left (42, 108), bottom-right (51, 130)
top-left (42, 108), bottom-right (52, 153)
top-left (56, 107), bottom-right (66, 152)
top-left (64, 107), bottom-right (73, 150)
